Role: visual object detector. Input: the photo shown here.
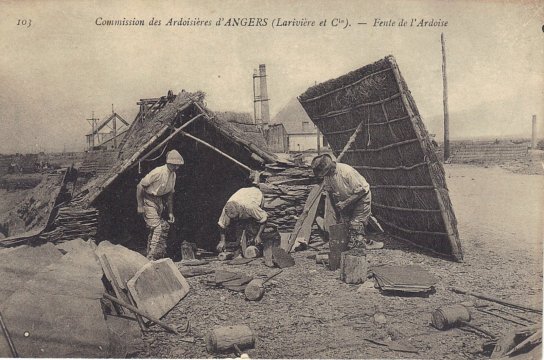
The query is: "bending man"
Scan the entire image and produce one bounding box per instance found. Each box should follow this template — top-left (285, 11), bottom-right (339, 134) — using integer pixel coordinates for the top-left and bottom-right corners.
top-left (216, 174), bottom-right (279, 265)
top-left (312, 154), bottom-right (383, 250)
top-left (136, 150), bottom-right (184, 260)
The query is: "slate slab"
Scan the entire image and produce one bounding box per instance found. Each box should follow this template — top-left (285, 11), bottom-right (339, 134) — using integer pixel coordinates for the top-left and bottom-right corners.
top-left (127, 258), bottom-right (190, 320)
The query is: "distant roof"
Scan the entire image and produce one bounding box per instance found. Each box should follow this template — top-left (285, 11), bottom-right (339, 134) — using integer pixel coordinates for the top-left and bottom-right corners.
top-left (271, 97), bottom-right (315, 134)
top-left (72, 91), bottom-right (277, 206)
top-left (86, 113), bottom-right (130, 136)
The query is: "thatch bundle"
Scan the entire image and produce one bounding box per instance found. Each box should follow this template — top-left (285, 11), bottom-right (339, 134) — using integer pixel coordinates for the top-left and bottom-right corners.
top-left (299, 56), bottom-right (462, 261)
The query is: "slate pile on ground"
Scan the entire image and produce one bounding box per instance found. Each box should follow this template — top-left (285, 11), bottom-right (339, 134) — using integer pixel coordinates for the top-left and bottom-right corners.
top-left (260, 165), bottom-right (319, 233)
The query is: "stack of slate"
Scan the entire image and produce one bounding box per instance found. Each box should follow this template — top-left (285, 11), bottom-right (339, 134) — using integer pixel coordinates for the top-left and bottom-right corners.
top-left (372, 265), bottom-right (437, 294)
top-left (51, 206), bottom-right (99, 242)
top-left (260, 164), bottom-right (319, 233)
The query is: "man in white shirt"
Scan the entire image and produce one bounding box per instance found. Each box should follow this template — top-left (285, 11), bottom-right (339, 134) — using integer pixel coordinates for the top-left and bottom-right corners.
top-left (312, 154), bottom-right (383, 250)
top-left (216, 174), bottom-right (279, 265)
top-left (136, 150), bottom-right (184, 260)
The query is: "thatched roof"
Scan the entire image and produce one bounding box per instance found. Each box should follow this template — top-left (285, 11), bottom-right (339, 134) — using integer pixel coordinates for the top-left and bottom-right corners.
top-left (214, 111), bottom-right (269, 150)
top-left (299, 56), bottom-right (462, 261)
top-left (72, 91), bottom-right (277, 207)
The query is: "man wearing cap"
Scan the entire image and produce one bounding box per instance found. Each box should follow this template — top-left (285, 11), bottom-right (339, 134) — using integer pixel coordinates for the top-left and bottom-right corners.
top-left (311, 154), bottom-right (383, 250)
top-left (136, 150), bottom-right (184, 260)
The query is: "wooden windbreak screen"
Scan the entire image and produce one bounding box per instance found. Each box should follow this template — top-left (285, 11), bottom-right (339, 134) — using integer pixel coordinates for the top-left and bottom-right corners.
top-left (299, 56), bottom-right (462, 261)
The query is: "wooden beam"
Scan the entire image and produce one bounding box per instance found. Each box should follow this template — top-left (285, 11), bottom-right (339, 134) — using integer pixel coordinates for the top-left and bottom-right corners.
top-left (344, 138), bottom-right (419, 153)
top-left (103, 293), bottom-right (179, 334)
top-left (287, 184), bottom-right (323, 252)
top-left (127, 114), bottom-right (204, 170)
top-left (179, 131), bottom-right (252, 172)
top-left (312, 93), bottom-right (401, 121)
top-left (322, 115), bottom-right (410, 136)
top-left (352, 162), bottom-right (427, 171)
top-left (336, 113), bottom-right (368, 161)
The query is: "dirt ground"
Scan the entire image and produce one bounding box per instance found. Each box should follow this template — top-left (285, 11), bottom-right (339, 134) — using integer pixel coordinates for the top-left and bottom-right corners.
top-left (134, 164), bottom-right (542, 359)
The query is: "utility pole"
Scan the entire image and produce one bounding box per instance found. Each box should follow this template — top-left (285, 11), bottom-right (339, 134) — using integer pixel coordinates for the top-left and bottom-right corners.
top-left (86, 111), bottom-right (99, 151)
top-left (441, 33), bottom-right (450, 161)
top-left (531, 115), bottom-right (537, 149)
top-left (112, 104), bottom-right (117, 149)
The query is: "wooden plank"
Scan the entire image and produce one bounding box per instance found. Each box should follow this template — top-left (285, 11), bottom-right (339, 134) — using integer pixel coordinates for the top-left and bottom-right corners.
top-left (95, 241), bottom-right (149, 290)
top-left (323, 192), bottom-right (337, 234)
top-left (127, 258), bottom-right (190, 320)
top-left (287, 184), bottom-right (323, 252)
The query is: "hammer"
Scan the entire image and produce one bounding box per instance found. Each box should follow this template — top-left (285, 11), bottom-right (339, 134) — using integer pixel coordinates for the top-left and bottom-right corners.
top-left (244, 269), bottom-right (283, 301)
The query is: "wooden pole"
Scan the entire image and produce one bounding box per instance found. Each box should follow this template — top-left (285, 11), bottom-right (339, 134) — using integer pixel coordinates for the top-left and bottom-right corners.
top-left (103, 293), bottom-right (179, 334)
top-left (179, 131), bottom-right (252, 172)
top-left (441, 33), bottom-right (450, 161)
top-left (450, 287), bottom-right (542, 314)
top-left (317, 127), bottom-right (321, 155)
top-left (531, 115), bottom-right (537, 149)
top-left (127, 113), bottom-right (203, 170)
top-left (0, 309), bottom-right (18, 357)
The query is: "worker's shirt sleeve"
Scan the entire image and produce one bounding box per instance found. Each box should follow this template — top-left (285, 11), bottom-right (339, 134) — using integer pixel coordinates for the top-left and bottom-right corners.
top-left (139, 168), bottom-right (159, 188)
top-left (345, 167), bottom-right (370, 195)
top-left (247, 205), bottom-right (268, 224)
top-left (217, 208), bottom-right (230, 229)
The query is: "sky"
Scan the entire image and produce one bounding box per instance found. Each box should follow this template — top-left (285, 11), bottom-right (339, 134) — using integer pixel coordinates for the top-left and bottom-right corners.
top-left (0, 0), bottom-right (542, 153)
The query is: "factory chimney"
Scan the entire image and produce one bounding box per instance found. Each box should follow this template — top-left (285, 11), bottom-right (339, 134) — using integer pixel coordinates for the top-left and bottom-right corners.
top-left (258, 64), bottom-right (270, 127)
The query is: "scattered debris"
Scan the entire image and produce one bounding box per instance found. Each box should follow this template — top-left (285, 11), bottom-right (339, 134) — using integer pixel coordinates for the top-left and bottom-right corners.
top-left (244, 269), bottom-right (283, 301)
top-left (179, 267), bottom-right (214, 278)
top-left (218, 251), bottom-right (235, 261)
top-left (491, 325), bottom-right (541, 358)
top-left (227, 257), bottom-right (255, 266)
top-left (373, 313), bottom-right (387, 325)
top-left (272, 247), bottom-right (295, 268)
top-left (179, 259), bottom-right (208, 266)
top-left (363, 338), bottom-right (419, 354)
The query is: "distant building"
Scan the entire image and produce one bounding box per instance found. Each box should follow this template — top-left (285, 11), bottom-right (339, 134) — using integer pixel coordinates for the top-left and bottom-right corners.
top-left (271, 97), bottom-right (327, 152)
top-left (85, 112), bottom-right (130, 151)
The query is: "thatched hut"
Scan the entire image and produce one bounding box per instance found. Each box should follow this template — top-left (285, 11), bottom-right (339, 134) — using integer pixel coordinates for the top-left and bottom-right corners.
top-left (60, 91), bottom-right (277, 255)
top-left (298, 56), bottom-right (462, 261)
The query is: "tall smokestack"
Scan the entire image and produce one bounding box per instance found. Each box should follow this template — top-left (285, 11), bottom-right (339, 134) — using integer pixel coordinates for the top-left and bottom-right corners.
top-left (259, 64), bottom-right (270, 126)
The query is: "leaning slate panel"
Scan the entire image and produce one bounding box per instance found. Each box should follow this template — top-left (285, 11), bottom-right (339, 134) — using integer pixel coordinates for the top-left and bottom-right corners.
top-left (298, 55), bottom-right (462, 261)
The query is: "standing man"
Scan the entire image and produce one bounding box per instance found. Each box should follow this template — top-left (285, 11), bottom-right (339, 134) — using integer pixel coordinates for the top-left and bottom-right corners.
top-left (311, 154), bottom-right (383, 250)
top-left (136, 150), bottom-right (184, 260)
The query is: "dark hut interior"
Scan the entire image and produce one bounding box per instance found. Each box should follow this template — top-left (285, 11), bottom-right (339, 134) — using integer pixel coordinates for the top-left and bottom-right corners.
top-left (90, 98), bottom-right (270, 259)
